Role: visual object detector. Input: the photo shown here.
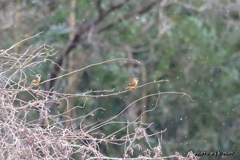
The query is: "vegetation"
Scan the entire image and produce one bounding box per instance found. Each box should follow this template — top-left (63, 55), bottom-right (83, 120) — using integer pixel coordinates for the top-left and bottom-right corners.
top-left (0, 0), bottom-right (239, 159)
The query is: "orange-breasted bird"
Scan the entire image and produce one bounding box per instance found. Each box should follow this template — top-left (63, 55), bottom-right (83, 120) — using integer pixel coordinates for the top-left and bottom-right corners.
top-left (126, 78), bottom-right (139, 89)
top-left (31, 74), bottom-right (41, 87)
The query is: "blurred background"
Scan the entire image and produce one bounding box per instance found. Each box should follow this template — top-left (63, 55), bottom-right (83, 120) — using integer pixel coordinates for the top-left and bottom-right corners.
top-left (0, 0), bottom-right (239, 159)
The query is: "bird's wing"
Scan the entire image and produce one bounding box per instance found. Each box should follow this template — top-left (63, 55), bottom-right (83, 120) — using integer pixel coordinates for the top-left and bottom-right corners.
top-left (32, 78), bottom-right (37, 82)
top-left (32, 77), bottom-right (40, 83)
top-left (128, 81), bottom-right (133, 86)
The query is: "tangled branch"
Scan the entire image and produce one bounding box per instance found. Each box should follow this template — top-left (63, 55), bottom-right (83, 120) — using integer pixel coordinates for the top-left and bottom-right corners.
top-left (0, 34), bottom-right (197, 159)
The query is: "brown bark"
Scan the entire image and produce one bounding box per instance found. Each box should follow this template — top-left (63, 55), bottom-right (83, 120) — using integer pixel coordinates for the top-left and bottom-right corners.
top-left (65, 0), bottom-right (76, 129)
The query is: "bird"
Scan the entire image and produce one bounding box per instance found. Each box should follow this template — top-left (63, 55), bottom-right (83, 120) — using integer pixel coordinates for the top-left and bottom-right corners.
top-left (31, 74), bottom-right (41, 87)
top-left (126, 78), bottom-right (139, 89)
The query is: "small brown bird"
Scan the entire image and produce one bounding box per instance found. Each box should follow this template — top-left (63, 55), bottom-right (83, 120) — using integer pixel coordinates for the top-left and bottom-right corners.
top-left (31, 74), bottom-right (41, 87)
top-left (126, 78), bottom-right (139, 89)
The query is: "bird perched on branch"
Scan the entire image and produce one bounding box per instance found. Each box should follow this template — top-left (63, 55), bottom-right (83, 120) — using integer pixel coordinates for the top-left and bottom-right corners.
top-left (126, 78), bottom-right (139, 89)
top-left (31, 74), bottom-right (41, 87)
